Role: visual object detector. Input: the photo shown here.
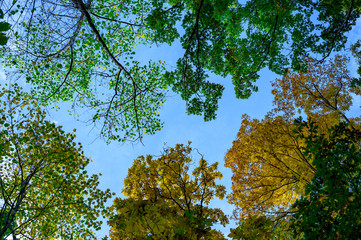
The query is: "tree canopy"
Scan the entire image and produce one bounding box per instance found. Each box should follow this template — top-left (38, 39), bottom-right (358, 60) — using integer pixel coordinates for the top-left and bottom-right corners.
top-left (291, 120), bottom-right (361, 239)
top-left (0, 0), bottom-right (360, 238)
top-left (107, 143), bottom-right (228, 239)
top-left (1, 0), bottom-right (360, 142)
top-left (225, 55), bottom-right (361, 220)
top-left (0, 83), bottom-right (113, 239)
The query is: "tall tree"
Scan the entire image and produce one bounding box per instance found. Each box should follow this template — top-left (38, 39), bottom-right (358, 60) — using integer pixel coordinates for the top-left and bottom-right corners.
top-left (225, 55), bottom-right (360, 220)
top-left (1, 0), bottom-right (360, 142)
top-left (107, 143), bottom-right (228, 239)
top-left (291, 121), bottom-right (361, 240)
top-left (0, 83), bottom-right (113, 239)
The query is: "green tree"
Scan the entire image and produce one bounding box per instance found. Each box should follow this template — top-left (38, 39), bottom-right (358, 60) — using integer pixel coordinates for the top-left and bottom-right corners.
top-left (0, 83), bottom-right (114, 239)
top-left (291, 120), bottom-right (361, 240)
top-left (1, 0), bottom-right (360, 142)
top-left (107, 143), bottom-right (228, 239)
top-left (228, 215), bottom-right (294, 240)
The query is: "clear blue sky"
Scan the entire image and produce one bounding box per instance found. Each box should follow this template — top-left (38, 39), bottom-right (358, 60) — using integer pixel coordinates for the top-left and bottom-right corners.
top-left (1, 17), bottom-right (360, 240)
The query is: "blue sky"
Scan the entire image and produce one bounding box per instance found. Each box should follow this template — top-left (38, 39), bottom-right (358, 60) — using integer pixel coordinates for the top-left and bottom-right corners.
top-left (44, 40), bottom-right (277, 238)
top-left (1, 16), bottom-right (360, 240)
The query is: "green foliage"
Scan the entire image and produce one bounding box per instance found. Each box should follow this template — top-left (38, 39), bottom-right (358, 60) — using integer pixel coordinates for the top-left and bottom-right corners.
top-left (228, 215), bottom-right (274, 240)
top-left (0, 83), bottom-right (114, 239)
top-left (228, 215), bottom-right (295, 240)
top-left (2, 0), bottom-right (168, 143)
top-left (351, 40), bottom-right (361, 94)
top-left (291, 120), bottom-right (361, 239)
top-left (1, 0), bottom-right (360, 142)
top-left (0, 9), bottom-right (10, 46)
top-left (0, 210), bottom-right (16, 238)
top-left (107, 143), bottom-right (228, 239)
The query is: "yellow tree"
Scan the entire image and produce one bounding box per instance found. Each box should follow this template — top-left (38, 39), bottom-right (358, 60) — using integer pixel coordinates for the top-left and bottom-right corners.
top-left (107, 143), bottom-right (228, 239)
top-left (225, 55), bottom-right (361, 222)
top-left (0, 83), bottom-right (113, 239)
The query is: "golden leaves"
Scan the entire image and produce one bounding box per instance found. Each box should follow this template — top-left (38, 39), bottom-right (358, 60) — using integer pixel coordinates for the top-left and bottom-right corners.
top-left (272, 55), bottom-right (354, 122)
top-left (110, 143), bottom-right (228, 239)
top-left (226, 114), bottom-right (312, 219)
top-left (226, 54), bottom-right (360, 220)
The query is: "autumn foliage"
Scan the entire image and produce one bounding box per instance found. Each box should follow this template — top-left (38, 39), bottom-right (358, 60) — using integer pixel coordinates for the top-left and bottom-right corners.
top-left (107, 143), bottom-right (228, 239)
top-left (225, 114), bottom-right (314, 219)
top-left (0, 0), bottom-right (360, 237)
top-left (225, 55), bottom-right (361, 220)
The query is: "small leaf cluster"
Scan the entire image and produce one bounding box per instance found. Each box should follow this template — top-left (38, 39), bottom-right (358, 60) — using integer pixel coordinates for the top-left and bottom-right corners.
top-left (0, 9), bottom-right (10, 46)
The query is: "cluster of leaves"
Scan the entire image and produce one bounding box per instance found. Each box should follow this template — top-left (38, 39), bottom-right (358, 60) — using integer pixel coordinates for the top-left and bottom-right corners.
top-left (228, 215), bottom-right (275, 240)
top-left (228, 214), bottom-right (294, 240)
top-left (0, 84), bottom-right (114, 239)
top-left (107, 143), bottom-right (228, 239)
top-left (291, 121), bottom-right (361, 239)
top-left (351, 40), bottom-right (361, 90)
top-left (0, 9), bottom-right (10, 45)
top-left (1, 0), bottom-right (360, 142)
